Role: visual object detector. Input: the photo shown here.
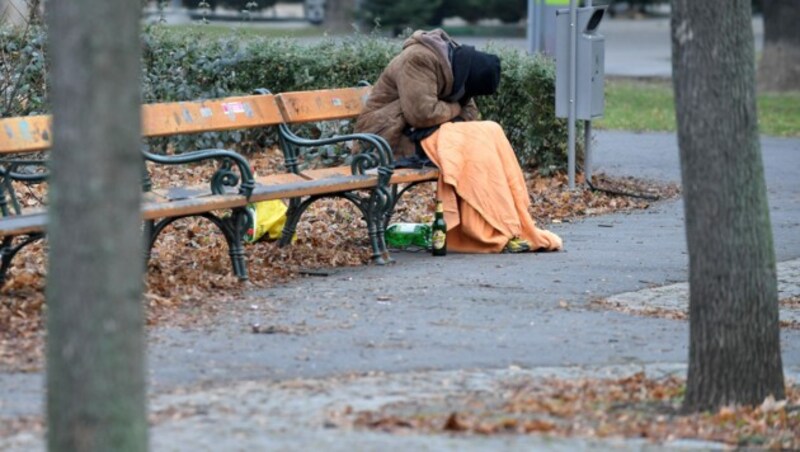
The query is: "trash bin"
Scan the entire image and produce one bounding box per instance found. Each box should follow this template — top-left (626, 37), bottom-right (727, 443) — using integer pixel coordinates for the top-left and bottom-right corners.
top-left (555, 6), bottom-right (607, 120)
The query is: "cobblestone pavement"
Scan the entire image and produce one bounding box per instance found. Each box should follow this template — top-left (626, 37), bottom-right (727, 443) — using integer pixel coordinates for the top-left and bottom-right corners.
top-left (604, 259), bottom-right (800, 324)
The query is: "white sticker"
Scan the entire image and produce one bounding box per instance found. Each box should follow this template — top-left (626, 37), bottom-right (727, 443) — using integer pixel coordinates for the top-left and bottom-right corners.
top-left (200, 107), bottom-right (213, 118)
top-left (222, 102), bottom-right (246, 115)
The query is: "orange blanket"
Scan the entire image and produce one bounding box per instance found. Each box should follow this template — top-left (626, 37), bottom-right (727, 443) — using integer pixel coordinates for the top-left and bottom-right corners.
top-left (421, 121), bottom-right (563, 253)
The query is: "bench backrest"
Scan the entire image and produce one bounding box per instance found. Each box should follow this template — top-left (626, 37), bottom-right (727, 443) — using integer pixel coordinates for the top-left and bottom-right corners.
top-left (276, 86), bottom-right (371, 124)
top-left (0, 93), bottom-right (283, 155)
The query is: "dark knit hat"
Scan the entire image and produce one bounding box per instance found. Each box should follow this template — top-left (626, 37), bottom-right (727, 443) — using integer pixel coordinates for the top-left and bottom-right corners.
top-left (447, 45), bottom-right (501, 102)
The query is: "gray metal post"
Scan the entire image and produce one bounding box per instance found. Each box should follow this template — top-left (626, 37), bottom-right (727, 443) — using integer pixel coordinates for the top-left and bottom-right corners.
top-left (584, 121), bottom-right (592, 184)
top-left (534, 0), bottom-right (543, 53)
top-left (584, 0), bottom-right (593, 185)
top-left (527, 0), bottom-right (535, 54)
top-left (567, 0), bottom-right (577, 189)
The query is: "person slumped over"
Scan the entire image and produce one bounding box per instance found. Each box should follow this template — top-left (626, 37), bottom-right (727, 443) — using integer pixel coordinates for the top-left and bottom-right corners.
top-left (355, 29), bottom-right (562, 253)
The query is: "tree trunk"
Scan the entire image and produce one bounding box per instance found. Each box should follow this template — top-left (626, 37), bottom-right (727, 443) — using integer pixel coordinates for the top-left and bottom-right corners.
top-left (671, 0), bottom-right (784, 412)
top-left (46, 1), bottom-right (147, 450)
top-left (325, 0), bottom-right (358, 33)
top-left (757, 0), bottom-right (800, 92)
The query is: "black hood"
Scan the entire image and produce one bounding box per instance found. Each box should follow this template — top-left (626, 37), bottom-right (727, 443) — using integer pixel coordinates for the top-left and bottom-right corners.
top-left (446, 45), bottom-right (501, 103)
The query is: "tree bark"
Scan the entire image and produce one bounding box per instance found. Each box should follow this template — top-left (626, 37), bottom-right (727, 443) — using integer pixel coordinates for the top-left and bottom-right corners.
top-left (671, 0), bottom-right (784, 412)
top-left (757, 0), bottom-right (800, 92)
top-left (46, 1), bottom-right (147, 450)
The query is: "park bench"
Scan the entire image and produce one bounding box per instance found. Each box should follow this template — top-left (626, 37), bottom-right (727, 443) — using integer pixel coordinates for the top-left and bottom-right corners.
top-left (273, 85), bottom-right (440, 248)
top-left (0, 89), bottom-right (396, 284)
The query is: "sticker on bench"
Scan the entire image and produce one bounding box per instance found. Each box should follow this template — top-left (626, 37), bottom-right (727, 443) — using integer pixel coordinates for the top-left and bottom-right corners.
top-left (200, 107), bottom-right (213, 118)
top-left (18, 121), bottom-right (32, 141)
top-left (222, 102), bottom-right (246, 115)
top-left (182, 108), bottom-right (193, 123)
top-left (331, 98), bottom-right (342, 107)
top-left (242, 103), bottom-right (254, 118)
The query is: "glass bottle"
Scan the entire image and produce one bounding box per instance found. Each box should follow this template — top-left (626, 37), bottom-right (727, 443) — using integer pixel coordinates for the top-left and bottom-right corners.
top-left (384, 222), bottom-right (432, 249)
top-left (431, 199), bottom-right (447, 256)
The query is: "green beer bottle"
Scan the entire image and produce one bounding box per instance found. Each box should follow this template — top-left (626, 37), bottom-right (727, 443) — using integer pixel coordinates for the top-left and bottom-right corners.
top-left (385, 222), bottom-right (432, 249)
top-left (431, 199), bottom-right (447, 256)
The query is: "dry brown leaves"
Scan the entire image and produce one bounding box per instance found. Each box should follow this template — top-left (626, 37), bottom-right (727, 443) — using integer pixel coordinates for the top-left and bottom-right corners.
top-left (351, 372), bottom-right (800, 449)
top-left (0, 146), bottom-right (680, 370)
top-left (528, 172), bottom-right (680, 224)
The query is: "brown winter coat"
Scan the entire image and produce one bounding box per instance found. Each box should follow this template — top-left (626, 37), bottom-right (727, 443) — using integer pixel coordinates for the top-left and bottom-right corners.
top-left (354, 29), bottom-right (480, 159)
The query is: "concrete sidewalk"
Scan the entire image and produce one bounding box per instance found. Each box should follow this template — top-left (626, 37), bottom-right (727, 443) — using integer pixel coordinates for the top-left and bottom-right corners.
top-left (459, 16), bottom-right (764, 78)
top-left (1, 130), bottom-right (798, 450)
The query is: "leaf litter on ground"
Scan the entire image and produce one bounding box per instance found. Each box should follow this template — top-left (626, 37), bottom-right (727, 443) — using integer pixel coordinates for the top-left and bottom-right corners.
top-left (347, 372), bottom-right (799, 449)
top-left (0, 145), bottom-right (680, 371)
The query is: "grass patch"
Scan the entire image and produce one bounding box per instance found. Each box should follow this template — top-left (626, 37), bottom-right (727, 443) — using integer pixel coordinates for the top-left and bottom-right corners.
top-left (758, 91), bottom-right (800, 137)
top-left (596, 77), bottom-right (800, 137)
top-left (441, 25), bottom-right (525, 38)
top-left (595, 78), bottom-right (676, 133)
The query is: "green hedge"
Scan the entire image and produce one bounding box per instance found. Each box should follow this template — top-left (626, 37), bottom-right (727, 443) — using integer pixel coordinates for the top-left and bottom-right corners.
top-left (2, 25), bottom-right (572, 172)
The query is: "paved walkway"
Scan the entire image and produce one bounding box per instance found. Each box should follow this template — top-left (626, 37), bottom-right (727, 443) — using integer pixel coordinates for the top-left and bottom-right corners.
top-left (2, 131), bottom-right (798, 450)
top-left (451, 16), bottom-right (763, 78)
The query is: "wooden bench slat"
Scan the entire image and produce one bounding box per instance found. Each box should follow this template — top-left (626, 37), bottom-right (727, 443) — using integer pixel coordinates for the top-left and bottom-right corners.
top-left (250, 174), bottom-right (377, 202)
top-left (2, 172), bottom-right (386, 237)
top-left (1, 94), bottom-right (282, 155)
top-left (256, 172), bottom-right (307, 186)
top-left (277, 87), bottom-right (371, 123)
top-left (390, 168), bottom-right (440, 184)
top-left (0, 115), bottom-right (52, 154)
top-left (141, 94), bottom-right (283, 137)
top-left (299, 166), bottom-right (352, 180)
top-left (142, 194), bottom-right (248, 220)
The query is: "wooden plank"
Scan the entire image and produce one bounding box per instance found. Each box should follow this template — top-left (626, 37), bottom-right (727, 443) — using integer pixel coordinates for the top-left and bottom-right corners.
top-left (0, 115), bottom-right (52, 154)
top-left (391, 168), bottom-right (439, 184)
top-left (277, 87), bottom-right (371, 124)
top-left (0, 94), bottom-right (283, 155)
top-left (141, 94), bottom-right (283, 137)
top-left (299, 166), bottom-right (351, 180)
top-left (1, 167), bottom-right (427, 237)
top-left (249, 173), bottom-right (378, 202)
top-left (256, 172), bottom-right (307, 186)
top-left (141, 193), bottom-right (248, 219)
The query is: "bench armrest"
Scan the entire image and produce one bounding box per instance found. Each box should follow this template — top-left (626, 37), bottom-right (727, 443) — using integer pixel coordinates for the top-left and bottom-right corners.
top-left (0, 161), bottom-right (49, 216)
top-left (278, 124), bottom-right (394, 176)
top-left (0, 160), bottom-right (49, 183)
top-left (142, 148), bottom-right (255, 198)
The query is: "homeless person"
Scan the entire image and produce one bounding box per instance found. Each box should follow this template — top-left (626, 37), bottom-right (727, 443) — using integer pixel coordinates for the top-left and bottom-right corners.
top-left (355, 29), bottom-right (563, 253)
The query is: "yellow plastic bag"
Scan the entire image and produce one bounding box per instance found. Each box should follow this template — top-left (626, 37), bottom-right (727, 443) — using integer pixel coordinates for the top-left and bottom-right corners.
top-left (244, 199), bottom-right (293, 243)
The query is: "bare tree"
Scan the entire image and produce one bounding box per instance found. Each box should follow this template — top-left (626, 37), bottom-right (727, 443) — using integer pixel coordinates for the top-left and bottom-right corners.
top-left (46, 0), bottom-right (147, 450)
top-left (757, 0), bottom-right (800, 92)
top-left (671, 0), bottom-right (784, 412)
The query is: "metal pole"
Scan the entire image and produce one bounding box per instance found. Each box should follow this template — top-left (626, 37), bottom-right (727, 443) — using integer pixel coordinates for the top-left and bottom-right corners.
top-left (527, 0), bottom-right (535, 54)
top-left (584, 120), bottom-right (592, 184)
top-left (534, 0), bottom-right (543, 53)
top-left (567, 0), bottom-right (577, 189)
top-left (584, 0), bottom-right (593, 185)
